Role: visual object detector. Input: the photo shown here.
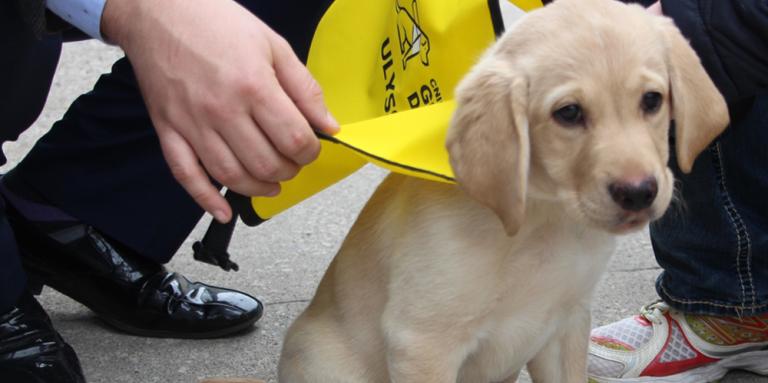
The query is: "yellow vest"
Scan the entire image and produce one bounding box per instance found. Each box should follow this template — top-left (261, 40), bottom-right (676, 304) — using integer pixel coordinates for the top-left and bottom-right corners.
top-left (247, 0), bottom-right (543, 222)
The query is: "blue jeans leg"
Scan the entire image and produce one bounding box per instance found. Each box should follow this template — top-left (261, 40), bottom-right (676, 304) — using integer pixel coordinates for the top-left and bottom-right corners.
top-left (651, 96), bottom-right (768, 317)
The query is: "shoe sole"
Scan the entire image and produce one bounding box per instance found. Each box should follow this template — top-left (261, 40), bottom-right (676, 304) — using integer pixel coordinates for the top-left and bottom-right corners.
top-left (589, 349), bottom-right (768, 383)
top-left (97, 310), bottom-right (262, 339)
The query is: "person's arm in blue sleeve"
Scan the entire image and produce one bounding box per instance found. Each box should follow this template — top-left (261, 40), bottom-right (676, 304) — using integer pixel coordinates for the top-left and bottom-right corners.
top-left (46, 0), bottom-right (106, 40)
top-left (659, 0), bottom-right (768, 113)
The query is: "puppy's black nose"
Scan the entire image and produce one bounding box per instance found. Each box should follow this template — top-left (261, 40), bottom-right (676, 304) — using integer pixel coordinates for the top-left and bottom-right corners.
top-left (609, 177), bottom-right (658, 211)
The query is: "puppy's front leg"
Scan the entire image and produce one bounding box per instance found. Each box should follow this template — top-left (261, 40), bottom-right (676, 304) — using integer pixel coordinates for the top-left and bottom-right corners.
top-left (386, 331), bottom-right (467, 383)
top-left (526, 303), bottom-right (591, 383)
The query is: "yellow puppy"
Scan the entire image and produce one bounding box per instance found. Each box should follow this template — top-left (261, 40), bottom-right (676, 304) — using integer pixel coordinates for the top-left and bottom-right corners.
top-left (278, 0), bottom-right (729, 382)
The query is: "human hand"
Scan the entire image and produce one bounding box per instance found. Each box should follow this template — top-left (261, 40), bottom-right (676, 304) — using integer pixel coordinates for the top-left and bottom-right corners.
top-left (647, 1), bottom-right (662, 15)
top-left (101, 0), bottom-right (339, 223)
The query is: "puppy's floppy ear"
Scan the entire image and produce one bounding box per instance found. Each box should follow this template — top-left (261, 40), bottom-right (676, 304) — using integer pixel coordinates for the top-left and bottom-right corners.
top-left (660, 18), bottom-right (729, 173)
top-left (447, 56), bottom-right (529, 236)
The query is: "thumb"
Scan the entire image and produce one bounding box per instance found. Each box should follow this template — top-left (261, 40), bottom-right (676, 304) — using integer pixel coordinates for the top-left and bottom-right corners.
top-left (270, 35), bottom-right (340, 135)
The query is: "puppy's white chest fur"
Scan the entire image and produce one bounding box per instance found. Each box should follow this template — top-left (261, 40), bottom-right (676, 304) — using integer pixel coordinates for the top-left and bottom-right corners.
top-left (394, 185), bottom-right (616, 381)
top-left (459, 222), bottom-right (615, 381)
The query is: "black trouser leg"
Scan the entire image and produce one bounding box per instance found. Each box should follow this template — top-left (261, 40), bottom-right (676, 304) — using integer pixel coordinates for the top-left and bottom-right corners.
top-left (0, 4), bottom-right (62, 312)
top-left (7, 57), bottom-right (204, 264)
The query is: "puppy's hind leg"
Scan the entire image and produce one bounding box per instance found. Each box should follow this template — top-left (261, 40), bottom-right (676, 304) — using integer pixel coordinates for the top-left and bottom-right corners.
top-left (526, 304), bottom-right (591, 383)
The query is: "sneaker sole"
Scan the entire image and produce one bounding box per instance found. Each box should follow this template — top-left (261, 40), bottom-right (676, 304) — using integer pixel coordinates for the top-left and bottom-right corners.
top-left (589, 349), bottom-right (768, 383)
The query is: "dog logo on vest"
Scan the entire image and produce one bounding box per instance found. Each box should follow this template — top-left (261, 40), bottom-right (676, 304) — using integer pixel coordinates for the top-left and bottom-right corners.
top-left (396, 0), bottom-right (430, 69)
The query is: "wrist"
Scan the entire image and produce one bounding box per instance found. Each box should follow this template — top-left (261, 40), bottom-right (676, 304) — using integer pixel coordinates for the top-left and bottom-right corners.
top-left (101, 0), bottom-right (150, 46)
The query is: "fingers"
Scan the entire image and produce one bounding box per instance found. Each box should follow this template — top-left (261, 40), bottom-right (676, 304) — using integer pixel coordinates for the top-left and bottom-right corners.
top-left (156, 126), bottom-right (232, 223)
top-left (246, 33), bottom-right (340, 168)
top-left (249, 75), bottom-right (322, 166)
top-left (215, 114), bottom-right (301, 183)
top-left (191, 126), bottom-right (283, 197)
top-left (159, 119), bottom-right (291, 223)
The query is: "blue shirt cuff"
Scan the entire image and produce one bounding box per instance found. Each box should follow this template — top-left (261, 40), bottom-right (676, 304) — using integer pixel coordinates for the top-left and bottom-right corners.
top-left (46, 0), bottom-right (107, 41)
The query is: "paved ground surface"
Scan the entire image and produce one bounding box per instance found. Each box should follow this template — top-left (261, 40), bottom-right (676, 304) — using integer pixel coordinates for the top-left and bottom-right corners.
top-left (3, 41), bottom-right (765, 383)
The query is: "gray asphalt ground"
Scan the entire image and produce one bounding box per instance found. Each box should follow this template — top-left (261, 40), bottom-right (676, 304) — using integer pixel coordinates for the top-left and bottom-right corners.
top-left (2, 40), bottom-right (765, 383)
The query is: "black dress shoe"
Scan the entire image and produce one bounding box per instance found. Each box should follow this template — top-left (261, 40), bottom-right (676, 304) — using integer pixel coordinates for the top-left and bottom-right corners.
top-left (0, 290), bottom-right (86, 383)
top-left (4, 202), bottom-right (263, 339)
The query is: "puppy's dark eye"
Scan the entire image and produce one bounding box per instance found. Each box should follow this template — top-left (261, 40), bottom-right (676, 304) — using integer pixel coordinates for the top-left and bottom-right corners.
top-left (553, 104), bottom-right (585, 127)
top-left (641, 92), bottom-right (663, 114)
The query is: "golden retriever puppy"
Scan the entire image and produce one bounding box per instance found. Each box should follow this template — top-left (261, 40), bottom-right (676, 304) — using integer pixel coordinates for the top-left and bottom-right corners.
top-left (278, 0), bottom-right (729, 382)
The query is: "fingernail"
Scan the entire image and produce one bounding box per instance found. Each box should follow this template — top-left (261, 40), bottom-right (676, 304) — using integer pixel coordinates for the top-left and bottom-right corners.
top-left (326, 111), bottom-right (340, 134)
top-left (268, 187), bottom-right (280, 197)
top-left (213, 210), bottom-right (229, 223)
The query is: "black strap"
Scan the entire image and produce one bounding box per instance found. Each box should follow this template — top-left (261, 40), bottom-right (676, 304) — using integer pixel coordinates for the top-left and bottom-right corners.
top-left (487, 0), bottom-right (505, 37)
top-left (192, 191), bottom-right (262, 272)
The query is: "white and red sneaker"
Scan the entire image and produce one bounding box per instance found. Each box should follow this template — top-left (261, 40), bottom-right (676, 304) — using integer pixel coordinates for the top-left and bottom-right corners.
top-left (588, 301), bottom-right (768, 382)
